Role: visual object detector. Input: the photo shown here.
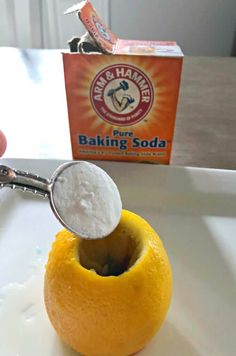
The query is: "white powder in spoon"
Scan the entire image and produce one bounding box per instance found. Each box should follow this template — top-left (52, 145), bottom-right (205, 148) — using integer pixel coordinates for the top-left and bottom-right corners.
top-left (52, 162), bottom-right (122, 239)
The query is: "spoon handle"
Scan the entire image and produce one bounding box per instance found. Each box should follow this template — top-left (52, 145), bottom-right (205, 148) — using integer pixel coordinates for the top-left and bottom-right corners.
top-left (0, 165), bottom-right (50, 197)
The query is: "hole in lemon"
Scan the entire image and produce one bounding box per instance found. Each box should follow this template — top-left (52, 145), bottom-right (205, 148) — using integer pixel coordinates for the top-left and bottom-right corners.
top-left (79, 230), bottom-right (142, 276)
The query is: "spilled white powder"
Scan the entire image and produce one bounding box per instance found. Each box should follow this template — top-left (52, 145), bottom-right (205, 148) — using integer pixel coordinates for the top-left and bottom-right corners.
top-left (52, 162), bottom-right (122, 239)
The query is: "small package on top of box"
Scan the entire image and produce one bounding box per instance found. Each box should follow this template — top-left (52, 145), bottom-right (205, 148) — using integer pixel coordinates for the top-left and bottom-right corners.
top-left (63, 0), bottom-right (183, 164)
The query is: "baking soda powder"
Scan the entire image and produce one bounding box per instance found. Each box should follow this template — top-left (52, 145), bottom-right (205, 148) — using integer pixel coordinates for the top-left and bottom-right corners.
top-left (52, 162), bottom-right (122, 239)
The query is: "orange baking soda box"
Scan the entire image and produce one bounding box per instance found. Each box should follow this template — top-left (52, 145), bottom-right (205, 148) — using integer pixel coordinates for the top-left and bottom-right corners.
top-left (63, 0), bottom-right (183, 164)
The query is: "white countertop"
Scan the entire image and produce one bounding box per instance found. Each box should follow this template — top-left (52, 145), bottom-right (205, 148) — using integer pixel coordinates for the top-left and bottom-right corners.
top-left (0, 48), bottom-right (71, 159)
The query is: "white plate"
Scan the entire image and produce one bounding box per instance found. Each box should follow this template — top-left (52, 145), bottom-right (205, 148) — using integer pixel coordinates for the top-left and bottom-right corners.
top-left (1, 158), bottom-right (236, 356)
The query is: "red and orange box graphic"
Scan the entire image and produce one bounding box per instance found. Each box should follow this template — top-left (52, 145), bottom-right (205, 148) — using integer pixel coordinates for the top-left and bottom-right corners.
top-left (63, 1), bottom-right (183, 164)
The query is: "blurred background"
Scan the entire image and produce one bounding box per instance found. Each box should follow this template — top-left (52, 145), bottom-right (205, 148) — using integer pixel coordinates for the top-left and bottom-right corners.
top-left (0, 0), bottom-right (235, 56)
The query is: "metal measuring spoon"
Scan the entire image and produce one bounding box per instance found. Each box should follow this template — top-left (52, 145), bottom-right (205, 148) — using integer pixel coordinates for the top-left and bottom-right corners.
top-left (0, 162), bottom-right (122, 239)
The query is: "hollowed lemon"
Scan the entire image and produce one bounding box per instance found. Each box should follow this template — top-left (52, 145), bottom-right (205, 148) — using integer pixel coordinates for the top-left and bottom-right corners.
top-left (44, 210), bottom-right (172, 355)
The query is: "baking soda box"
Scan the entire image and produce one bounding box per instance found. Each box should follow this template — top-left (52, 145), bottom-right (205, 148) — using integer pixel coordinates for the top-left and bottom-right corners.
top-left (63, 0), bottom-right (183, 164)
